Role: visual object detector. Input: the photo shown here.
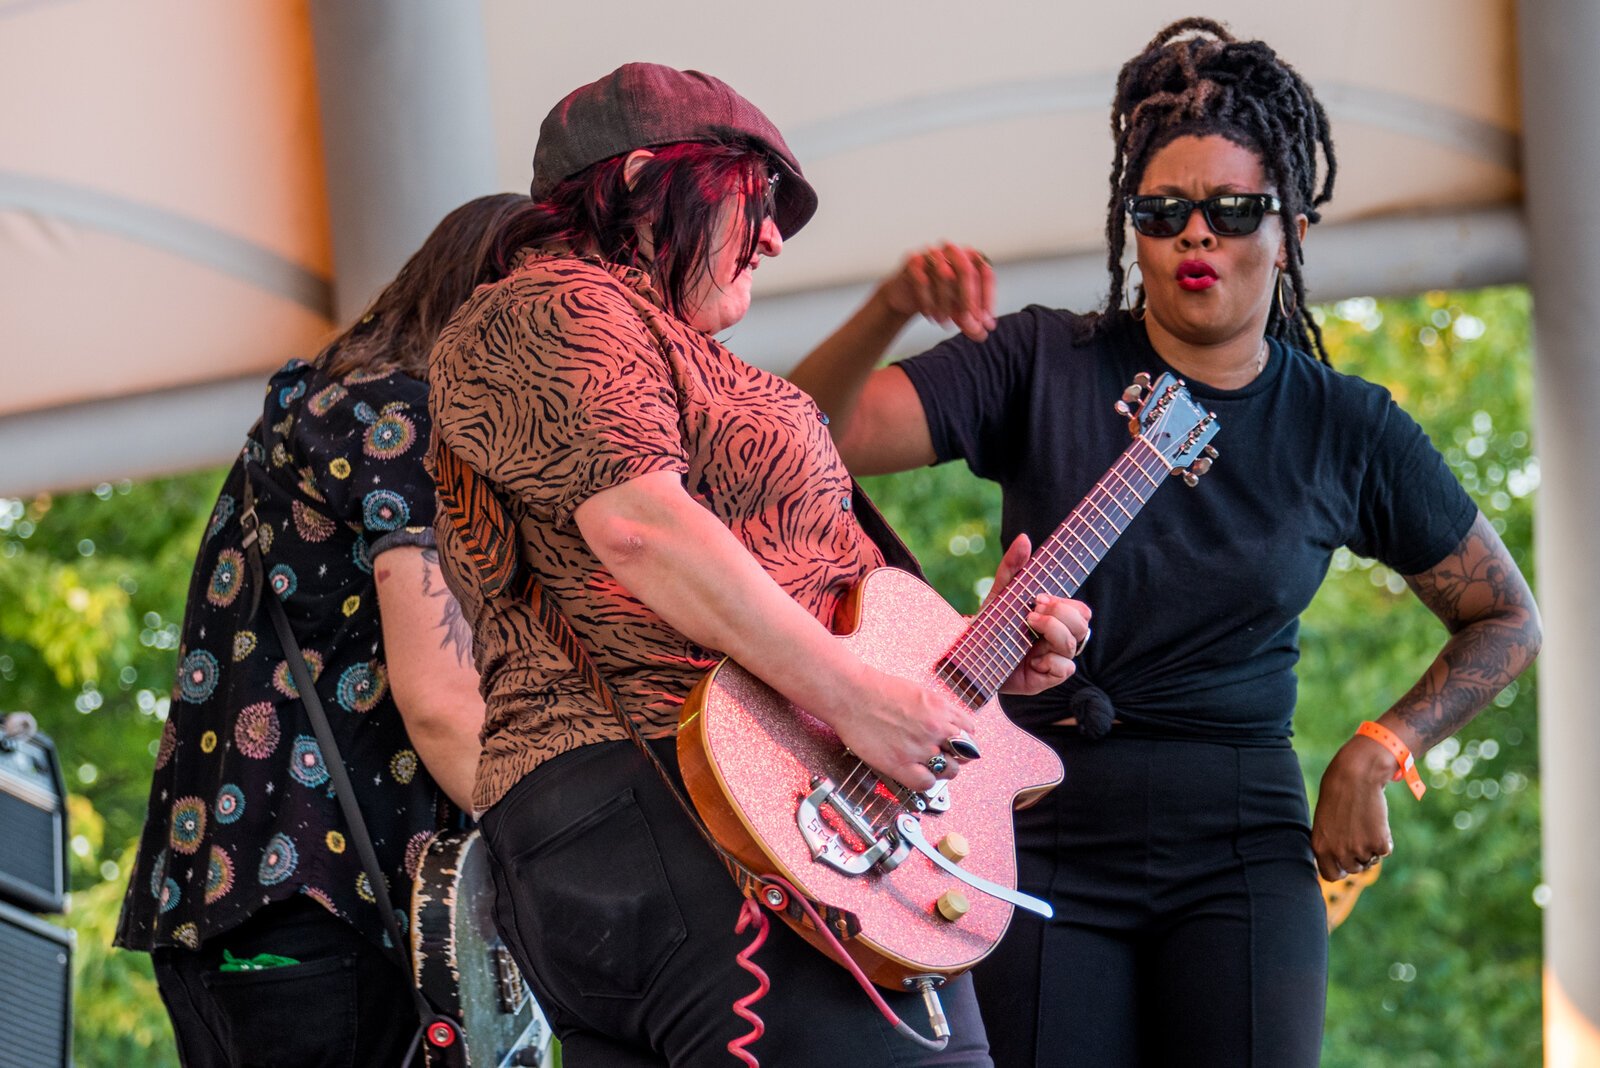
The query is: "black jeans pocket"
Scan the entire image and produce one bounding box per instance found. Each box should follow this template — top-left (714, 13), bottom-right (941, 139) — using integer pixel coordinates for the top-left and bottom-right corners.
top-left (505, 788), bottom-right (687, 1001)
top-left (203, 955), bottom-right (358, 1067)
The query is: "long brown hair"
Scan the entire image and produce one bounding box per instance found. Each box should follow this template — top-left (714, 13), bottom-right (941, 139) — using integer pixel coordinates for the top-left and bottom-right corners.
top-left (316, 193), bottom-right (530, 380)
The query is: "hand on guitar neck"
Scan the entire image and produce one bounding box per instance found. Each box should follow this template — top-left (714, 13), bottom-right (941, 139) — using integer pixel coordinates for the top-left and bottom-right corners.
top-left (828, 547), bottom-right (1091, 794)
top-left (986, 533), bottom-right (1093, 698)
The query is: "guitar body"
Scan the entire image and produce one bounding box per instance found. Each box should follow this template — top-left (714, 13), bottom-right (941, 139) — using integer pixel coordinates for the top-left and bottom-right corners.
top-left (1320, 859), bottom-right (1381, 933)
top-left (411, 829), bottom-right (556, 1068)
top-left (679, 371), bottom-right (1221, 993)
top-left (678, 567), bottom-right (1064, 989)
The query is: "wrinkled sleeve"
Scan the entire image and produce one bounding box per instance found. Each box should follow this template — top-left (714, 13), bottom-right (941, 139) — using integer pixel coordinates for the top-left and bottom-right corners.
top-left (895, 307), bottom-right (1042, 482)
top-left (430, 264), bottom-right (689, 527)
top-left (281, 368), bottom-right (438, 556)
top-left (1348, 396), bottom-right (1478, 575)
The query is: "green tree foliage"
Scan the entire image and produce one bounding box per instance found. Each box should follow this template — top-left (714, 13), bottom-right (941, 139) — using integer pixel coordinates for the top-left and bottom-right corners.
top-left (0, 288), bottom-right (1538, 1064)
top-left (864, 287), bottom-right (1541, 1066)
top-left (2, 467), bottom-right (226, 1068)
top-left (1296, 289), bottom-right (1541, 1067)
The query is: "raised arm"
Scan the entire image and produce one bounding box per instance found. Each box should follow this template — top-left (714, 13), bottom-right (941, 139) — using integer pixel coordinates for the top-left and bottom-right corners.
top-left (574, 471), bottom-right (1087, 790)
top-left (788, 244), bottom-right (994, 474)
top-left (375, 544), bottom-right (487, 812)
top-left (1311, 512), bottom-right (1542, 880)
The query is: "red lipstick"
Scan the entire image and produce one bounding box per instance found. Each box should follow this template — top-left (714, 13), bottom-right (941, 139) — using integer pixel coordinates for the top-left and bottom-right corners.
top-left (1177, 260), bottom-right (1218, 292)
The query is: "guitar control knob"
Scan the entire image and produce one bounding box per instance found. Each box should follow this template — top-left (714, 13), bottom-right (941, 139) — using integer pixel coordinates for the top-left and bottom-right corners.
top-left (936, 889), bottom-right (971, 922)
top-left (937, 832), bottom-right (970, 864)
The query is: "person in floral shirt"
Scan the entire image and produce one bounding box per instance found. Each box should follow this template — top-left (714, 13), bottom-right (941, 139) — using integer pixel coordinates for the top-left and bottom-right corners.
top-left (116, 193), bottom-right (526, 1066)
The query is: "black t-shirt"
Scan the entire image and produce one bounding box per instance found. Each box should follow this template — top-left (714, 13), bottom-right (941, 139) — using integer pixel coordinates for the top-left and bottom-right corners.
top-left (899, 309), bottom-right (1477, 739)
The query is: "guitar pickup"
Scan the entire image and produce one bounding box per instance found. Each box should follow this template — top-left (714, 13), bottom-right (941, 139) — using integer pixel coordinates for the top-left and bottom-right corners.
top-left (798, 776), bottom-right (911, 875)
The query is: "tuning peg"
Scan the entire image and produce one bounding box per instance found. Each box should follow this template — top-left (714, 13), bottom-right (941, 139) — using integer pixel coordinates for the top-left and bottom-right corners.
top-left (1134, 372), bottom-right (1152, 390)
top-left (1203, 445), bottom-right (1218, 459)
top-left (1114, 400), bottom-right (1132, 418)
top-left (1181, 471), bottom-right (1199, 487)
top-left (1121, 383), bottom-right (1145, 405)
top-left (1190, 457), bottom-right (1212, 476)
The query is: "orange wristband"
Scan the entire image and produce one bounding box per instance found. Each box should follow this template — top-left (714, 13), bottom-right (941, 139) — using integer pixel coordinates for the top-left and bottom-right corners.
top-left (1357, 721), bottom-right (1425, 800)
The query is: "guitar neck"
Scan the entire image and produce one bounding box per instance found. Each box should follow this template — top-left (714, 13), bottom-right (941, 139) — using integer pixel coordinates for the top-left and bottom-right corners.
top-left (936, 435), bottom-right (1172, 707)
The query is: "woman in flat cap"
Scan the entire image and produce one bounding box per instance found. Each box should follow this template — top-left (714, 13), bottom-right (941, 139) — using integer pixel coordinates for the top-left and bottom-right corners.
top-left (428, 63), bottom-right (1089, 1066)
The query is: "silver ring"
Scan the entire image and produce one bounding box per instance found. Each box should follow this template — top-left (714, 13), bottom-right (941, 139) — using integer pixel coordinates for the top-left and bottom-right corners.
top-left (1079, 626), bottom-right (1092, 652)
top-left (927, 754), bottom-right (949, 775)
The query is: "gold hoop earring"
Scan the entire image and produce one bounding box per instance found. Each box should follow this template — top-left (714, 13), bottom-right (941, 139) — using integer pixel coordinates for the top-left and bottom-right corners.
top-left (1126, 262), bottom-right (1146, 322)
top-left (1276, 269), bottom-right (1297, 320)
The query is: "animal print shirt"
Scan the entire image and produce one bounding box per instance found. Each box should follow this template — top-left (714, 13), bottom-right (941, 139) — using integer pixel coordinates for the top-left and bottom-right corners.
top-left (429, 254), bottom-right (885, 812)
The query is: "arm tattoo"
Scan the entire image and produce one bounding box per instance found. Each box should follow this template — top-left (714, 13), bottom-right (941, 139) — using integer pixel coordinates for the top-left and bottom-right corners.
top-left (420, 547), bottom-right (475, 666)
top-left (1397, 513), bottom-right (1542, 748)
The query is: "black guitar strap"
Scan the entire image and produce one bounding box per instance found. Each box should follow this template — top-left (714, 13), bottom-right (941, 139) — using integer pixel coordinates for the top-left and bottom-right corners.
top-left (238, 471), bottom-right (445, 1062)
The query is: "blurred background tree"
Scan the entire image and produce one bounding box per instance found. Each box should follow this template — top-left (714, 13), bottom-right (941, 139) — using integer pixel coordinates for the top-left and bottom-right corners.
top-left (1, 468), bottom-right (224, 1067)
top-left (0, 287), bottom-right (1538, 1066)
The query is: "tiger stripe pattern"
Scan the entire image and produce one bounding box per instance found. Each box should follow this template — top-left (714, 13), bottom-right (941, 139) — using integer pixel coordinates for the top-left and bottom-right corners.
top-left (428, 254), bottom-right (885, 813)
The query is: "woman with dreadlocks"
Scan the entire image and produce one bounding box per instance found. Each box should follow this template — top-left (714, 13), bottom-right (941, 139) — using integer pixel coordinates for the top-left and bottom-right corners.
top-left (792, 18), bottom-right (1540, 1066)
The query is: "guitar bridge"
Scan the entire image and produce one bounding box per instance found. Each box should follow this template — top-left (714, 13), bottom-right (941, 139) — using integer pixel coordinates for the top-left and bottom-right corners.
top-left (798, 776), bottom-right (911, 875)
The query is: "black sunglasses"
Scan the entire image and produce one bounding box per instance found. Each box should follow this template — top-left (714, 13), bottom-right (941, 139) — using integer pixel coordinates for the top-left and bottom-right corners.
top-left (1125, 193), bottom-right (1282, 238)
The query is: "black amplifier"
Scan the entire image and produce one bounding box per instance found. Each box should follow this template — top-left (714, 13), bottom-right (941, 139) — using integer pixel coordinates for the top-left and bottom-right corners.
top-left (0, 898), bottom-right (73, 1068)
top-left (0, 716), bottom-right (69, 914)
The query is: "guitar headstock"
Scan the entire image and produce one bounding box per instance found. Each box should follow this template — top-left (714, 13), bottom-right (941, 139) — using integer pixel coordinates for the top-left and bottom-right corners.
top-left (1116, 372), bottom-right (1220, 486)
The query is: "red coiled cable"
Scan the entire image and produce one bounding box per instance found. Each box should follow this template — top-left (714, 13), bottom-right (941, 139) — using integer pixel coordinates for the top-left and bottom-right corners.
top-left (725, 875), bottom-right (949, 1066)
top-left (727, 896), bottom-right (772, 1066)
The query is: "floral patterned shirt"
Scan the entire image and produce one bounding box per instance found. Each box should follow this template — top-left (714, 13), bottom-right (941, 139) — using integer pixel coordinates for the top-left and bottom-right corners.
top-left (116, 359), bottom-right (453, 954)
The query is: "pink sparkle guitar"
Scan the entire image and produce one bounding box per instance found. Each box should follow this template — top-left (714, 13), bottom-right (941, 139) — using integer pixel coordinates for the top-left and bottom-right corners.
top-left (678, 373), bottom-right (1220, 990)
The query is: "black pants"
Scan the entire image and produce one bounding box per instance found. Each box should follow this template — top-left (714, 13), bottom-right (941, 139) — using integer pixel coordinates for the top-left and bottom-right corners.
top-left (480, 738), bottom-right (992, 1067)
top-left (151, 897), bottom-right (420, 1067)
top-left (974, 731), bottom-right (1328, 1067)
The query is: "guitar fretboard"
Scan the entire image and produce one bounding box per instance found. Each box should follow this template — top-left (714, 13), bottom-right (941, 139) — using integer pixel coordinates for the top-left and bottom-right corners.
top-left (935, 435), bottom-right (1171, 708)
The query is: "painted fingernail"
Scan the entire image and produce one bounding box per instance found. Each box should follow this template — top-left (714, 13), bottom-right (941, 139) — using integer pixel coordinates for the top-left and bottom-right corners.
top-left (945, 733), bottom-right (982, 761)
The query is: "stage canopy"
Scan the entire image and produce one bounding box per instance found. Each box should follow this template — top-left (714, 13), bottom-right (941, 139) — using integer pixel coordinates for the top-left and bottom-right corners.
top-left (0, 0), bottom-right (1524, 496)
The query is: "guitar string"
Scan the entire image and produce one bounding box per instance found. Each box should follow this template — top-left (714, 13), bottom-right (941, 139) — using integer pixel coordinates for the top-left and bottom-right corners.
top-left (950, 485), bottom-right (1131, 686)
top-left (826, 425), bottom-right (1199, 861)
top-left (839, 760), bottom-right (905, 838)
top-left (940, 438), bottom-right (1172, 696)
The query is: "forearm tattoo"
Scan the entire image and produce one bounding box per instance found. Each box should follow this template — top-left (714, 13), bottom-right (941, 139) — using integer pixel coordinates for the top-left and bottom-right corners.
top-left (421, 547), bottom-right (475, 666)
top-left (1398, 513), bottom-right (1542, 748)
